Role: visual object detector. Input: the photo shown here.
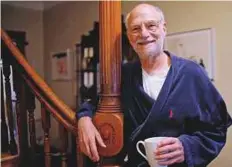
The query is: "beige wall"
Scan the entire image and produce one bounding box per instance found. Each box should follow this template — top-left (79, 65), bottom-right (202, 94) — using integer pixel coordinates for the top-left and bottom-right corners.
top-left (43, 1), bottom-right (99, 108)
top-left (43, 1), bottom-right (99, 146)
top-left (1, 5), bottom-right (44, 128)
top-left (122, 1), bottom-right (232, 166)
top-left (1, 4), bottom-right (44, 80)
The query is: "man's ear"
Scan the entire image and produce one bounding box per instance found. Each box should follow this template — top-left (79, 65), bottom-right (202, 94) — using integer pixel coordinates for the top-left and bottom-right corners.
top-left (163, 21), bottom-right (167, 36)
top-left (127, 31), bottom-right (133, 45)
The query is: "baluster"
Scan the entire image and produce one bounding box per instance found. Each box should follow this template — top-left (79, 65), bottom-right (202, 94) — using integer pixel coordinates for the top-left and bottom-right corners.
top-left (2, 59), bottom-right (17, 155)
top-left (59, 125), bottom-right (68, 167)
top-left (3, 31), bottom-right (29, 166)
top-left (12, 68), bottom-right (29, 166)
top-left (41, 103), bottom-right (51, 167)
top-left (27, 88), bottom-right (36, 160)
top-left (1, 70), bottom-right (9, 152)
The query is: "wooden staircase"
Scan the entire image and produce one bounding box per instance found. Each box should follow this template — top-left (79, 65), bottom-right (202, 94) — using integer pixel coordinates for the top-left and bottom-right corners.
top-left (1, 29), bottom-right (80, 167)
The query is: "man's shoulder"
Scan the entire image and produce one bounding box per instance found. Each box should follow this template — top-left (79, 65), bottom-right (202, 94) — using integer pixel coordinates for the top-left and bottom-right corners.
top-left (170, 53), bottom-right (194, 68)
top-left (170, 53), bottom-right (207, 78)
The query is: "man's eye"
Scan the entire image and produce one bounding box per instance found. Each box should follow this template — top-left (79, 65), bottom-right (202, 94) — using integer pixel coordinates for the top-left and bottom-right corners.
top-left (132, 27), bottom-right (140, 32)
top-left (148, 24), bottom-right (156, 28)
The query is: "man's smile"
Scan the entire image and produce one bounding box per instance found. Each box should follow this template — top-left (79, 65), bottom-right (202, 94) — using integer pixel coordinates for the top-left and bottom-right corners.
top-left (137, 40), bottom-right (156, 46)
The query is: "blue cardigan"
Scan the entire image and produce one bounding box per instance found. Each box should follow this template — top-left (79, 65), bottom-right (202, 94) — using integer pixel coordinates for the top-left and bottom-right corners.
top-left (77, 51), bottom-right (232, 167)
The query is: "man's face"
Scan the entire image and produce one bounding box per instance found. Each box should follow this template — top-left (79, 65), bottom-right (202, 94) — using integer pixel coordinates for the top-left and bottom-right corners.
top-left (127, 6), bottom-right (167, 59)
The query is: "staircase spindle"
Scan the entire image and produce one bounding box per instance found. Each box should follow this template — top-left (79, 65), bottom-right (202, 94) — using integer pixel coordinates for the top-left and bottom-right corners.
top-left (1, 70), bottom-right (10, 152)
top-left (2, 59), bottom-right (18, 155)
top-left (12, 67), bottom-right (29, 166)
top-left (27, 88), bottom-right (36, 160)
top-left (41, 103), bottom-right (51, 167)
top-left (59, 125), bottom-right (68, 167)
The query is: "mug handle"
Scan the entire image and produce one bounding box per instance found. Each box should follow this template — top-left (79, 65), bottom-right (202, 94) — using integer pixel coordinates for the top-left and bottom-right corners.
top-left (136, 141), bottom-right (147, 160)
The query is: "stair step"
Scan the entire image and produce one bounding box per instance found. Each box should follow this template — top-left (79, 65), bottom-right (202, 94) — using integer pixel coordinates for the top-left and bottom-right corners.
top-left (1, 152), bottom-right (19, 167)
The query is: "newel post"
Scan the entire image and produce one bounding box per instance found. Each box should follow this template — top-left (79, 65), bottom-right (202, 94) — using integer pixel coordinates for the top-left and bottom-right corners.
top-left (93, 1), bottom-right (123, 166)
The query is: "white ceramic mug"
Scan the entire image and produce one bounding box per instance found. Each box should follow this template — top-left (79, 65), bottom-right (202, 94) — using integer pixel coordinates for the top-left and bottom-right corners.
top-left (136, 137), bottom-right (167, 167)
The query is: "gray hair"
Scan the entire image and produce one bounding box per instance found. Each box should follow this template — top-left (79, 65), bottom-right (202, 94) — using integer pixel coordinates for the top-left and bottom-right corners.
top-left (125, 5), bottom-right (165, 29)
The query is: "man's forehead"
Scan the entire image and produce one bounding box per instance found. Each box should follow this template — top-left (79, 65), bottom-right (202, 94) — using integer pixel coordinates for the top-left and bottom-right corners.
top-left (128, 10), bottom-right (161, 25)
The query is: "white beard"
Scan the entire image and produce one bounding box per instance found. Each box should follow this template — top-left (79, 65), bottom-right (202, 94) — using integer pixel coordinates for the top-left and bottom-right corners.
top-left (136, 39), bottom-right (163, 60)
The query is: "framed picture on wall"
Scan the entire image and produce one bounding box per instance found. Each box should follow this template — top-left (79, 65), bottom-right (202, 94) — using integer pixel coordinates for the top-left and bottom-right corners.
top-left (164, 28), bottom-right (215, 81)
top-left (51, 49), bottom-right (72, 80)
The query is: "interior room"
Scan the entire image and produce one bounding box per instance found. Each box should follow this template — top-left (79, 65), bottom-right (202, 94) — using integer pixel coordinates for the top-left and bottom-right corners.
top-left (1, 1), bottom-right (232, 167)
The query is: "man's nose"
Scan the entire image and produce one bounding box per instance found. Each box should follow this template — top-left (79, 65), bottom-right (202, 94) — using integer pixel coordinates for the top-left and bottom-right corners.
top-left (140, 25), bottom-right (149, 39)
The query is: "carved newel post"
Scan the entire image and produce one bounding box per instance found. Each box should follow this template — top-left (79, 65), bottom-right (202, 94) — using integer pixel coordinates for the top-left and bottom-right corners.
top-left (93, 1), bottom-right (123, 166)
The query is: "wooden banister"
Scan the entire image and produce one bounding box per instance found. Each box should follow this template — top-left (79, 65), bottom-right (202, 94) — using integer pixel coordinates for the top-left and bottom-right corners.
top-left (1, 28), bottom-right (76, 125)
top-left (1, 27), bottom-right (81, 167)
top-left (23, 75), bottom-right (76, 134)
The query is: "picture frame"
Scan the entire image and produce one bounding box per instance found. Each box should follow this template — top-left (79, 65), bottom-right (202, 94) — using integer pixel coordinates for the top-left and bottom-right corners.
top-left (164, 28), bottom-right (215, 80)
top-left (51, 49), bottom-right (73, 81)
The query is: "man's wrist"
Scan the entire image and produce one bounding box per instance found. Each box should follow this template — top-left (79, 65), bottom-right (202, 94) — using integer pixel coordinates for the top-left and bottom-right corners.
top-left (77, 110), bottom-right (93, 120)
top-left (79, 116), bottom-right (92, 121)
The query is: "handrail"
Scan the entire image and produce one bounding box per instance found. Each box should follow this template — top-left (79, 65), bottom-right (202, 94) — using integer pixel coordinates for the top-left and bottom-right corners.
top-left (1, 28), bottom-right (76, 125)
top-left (23, 75), bottom-right (76, 134)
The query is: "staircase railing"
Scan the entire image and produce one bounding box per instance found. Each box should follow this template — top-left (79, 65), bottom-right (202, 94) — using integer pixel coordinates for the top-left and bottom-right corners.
top-left (1, 28), bottom-right (83, 167)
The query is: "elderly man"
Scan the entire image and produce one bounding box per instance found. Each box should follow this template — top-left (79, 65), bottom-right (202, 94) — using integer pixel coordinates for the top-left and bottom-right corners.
top-left (77, 3), bottom-right (232, 167)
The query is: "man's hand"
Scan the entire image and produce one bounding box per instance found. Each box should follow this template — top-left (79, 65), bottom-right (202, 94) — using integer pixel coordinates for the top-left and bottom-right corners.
top-left (155, 137), bottom-right (184, 166)
top-left (78, 117), bottom-right (106, 162)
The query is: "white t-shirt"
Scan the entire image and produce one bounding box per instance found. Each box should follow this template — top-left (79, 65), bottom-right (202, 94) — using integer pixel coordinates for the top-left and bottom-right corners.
top-left (142, 66), bottom-right (170, 100)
